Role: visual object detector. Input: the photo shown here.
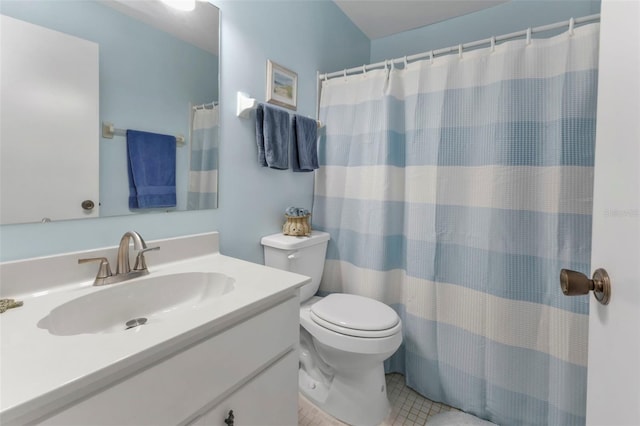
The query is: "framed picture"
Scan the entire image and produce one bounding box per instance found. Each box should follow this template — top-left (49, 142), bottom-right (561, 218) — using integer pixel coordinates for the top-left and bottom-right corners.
top-left (266, 60), bottom-right (297, 111)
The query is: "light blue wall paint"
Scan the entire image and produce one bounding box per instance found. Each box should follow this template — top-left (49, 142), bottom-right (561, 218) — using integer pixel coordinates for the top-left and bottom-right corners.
top-left (215, 0), bottom-right (369, 263)
top-left (0, 0), bottom-right (369, 263)
top-left (0, 0), bottom-right (218, 216)
top-left (370, 0), bottom-right (601, 62)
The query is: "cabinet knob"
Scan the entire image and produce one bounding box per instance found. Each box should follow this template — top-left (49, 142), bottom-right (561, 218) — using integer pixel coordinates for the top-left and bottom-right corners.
top-left (224, 410), bottom-right (234, 426)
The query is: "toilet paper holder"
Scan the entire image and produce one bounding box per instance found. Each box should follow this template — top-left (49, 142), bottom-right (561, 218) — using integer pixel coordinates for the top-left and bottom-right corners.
top-left (560, 268), bottom-right (611, 305)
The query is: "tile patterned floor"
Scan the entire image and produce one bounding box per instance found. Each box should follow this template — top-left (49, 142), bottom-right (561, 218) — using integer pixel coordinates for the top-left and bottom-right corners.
top-left (298, 373), bottom-right (460, 426)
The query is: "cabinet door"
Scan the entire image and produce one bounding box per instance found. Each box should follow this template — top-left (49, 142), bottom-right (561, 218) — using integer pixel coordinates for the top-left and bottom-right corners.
top-left (189, 350), bottom-right (298, 426)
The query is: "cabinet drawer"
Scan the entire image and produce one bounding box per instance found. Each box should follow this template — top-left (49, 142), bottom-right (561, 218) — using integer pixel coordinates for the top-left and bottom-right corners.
top-left (40, 296), bottom-right (299, 425)
top-left (189, 350), bottom-right (298, 426)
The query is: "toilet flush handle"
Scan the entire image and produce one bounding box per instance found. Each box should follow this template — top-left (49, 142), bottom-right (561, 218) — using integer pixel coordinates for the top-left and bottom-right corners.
top-left (288, 250), bottom-right (299, 260)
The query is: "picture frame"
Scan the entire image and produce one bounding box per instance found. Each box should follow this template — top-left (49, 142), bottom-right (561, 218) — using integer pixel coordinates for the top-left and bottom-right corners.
top-left (266, 60), bottom-right (297, 111)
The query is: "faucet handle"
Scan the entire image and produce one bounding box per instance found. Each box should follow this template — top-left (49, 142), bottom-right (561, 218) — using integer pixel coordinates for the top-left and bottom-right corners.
top-left (78, 257), bottom-right (113, 286)
top-left (133, 246), bottom-right (160, 271)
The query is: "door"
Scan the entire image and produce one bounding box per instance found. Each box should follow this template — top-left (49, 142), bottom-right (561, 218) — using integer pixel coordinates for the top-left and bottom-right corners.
top-left (0, 15), bottom-right (99, 224)
top-left (586, 1), bottom-right (640, 425)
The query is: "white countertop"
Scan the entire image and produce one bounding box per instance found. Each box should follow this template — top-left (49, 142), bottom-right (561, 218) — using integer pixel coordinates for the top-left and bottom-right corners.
top-left (0, 232), bottom-right (308, 424)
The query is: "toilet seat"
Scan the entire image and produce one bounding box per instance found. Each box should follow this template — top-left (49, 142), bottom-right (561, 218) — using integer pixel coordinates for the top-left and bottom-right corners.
top-left (310, 294), bottom-right (400, 338)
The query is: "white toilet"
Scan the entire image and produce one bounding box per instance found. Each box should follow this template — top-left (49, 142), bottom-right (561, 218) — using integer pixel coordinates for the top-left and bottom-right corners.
top-left (261, 231), bottom-right (402, 426)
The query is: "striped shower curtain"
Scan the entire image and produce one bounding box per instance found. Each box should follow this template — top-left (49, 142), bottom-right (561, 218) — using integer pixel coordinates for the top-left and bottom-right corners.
top-left (313, 23), bottom-right (599, 425)
top-left (188, 105), bottom-right (219, 209)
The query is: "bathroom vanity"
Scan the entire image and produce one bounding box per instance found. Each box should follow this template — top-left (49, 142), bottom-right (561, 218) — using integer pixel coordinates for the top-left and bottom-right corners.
top-left (0, 232), bottom-right (307, 425)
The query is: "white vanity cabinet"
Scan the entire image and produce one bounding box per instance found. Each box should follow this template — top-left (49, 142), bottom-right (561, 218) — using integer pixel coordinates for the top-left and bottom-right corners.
top-left (0, 233), bottom-right (309, 426)
top-left (37, 295), bottom-right (300, 426)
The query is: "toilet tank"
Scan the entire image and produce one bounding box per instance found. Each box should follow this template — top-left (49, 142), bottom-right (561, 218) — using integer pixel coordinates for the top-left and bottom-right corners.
top-left (261, 231), bottom-right (330, 303)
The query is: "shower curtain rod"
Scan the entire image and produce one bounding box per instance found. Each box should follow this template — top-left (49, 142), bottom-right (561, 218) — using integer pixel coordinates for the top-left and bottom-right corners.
top-left (318, 13), bottom-right (600, 81)
top-left (192, 101), bottom-right (218, 110)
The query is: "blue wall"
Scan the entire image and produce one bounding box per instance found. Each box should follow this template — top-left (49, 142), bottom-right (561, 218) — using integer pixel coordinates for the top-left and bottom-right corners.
top-left (0, 0), bottom-right (369, 263)
top-left (2, 0), bottom-right (600, 264)
top-left (215, 0), bottom-right (369, 262)
top-left (0, 0), bottom-right (218, 215)
top-left (371, 0), bottom-right (600, 62)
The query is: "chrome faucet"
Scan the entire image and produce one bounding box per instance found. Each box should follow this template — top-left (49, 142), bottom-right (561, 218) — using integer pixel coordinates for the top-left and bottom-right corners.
top-left (78, 231), bottom-right (159, 286)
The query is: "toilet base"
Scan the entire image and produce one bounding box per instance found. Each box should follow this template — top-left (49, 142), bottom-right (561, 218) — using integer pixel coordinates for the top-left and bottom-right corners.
top-left (299, 362), bottom-right (391, 426)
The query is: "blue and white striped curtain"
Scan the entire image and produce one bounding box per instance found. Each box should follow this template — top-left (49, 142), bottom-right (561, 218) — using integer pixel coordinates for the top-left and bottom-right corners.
top-left (188, 106), bottom-right (219, 209)
top-left (314, 23), bottom-right (599, 425)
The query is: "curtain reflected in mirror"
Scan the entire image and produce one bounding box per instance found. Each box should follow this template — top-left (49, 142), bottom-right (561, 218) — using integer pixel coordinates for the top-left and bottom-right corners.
top-left (0, 0), bottom-right (220, 225)
top-left (188, 103), bottom-right (219, 209)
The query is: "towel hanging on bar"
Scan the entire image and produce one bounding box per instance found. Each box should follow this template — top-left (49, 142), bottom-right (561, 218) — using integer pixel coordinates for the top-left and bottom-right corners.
top-left (126, 130), bottom-right (177, 209)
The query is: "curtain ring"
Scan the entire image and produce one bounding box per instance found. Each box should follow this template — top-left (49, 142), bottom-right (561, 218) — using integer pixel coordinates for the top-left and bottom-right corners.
top-left (526, 27), bottom-right (532, 45)
top-left (458, 44), bottom-right (463, 59)
top-left (430, 50), bottom-right (434, 64)
top-left (490, 36), bottom-right (496, 52)
top-left (391, 60), bottom-right (395, 70)
top-left (568, 17), bottom-right (575, 36)
top-left (362, 64), bottom-right (367, 75)
top-left (324, 73), bottom-right (328, 82)
top-left (404, 56), bottom-right (408, 68)
top-left (343, 69), bottom-right (347, 80)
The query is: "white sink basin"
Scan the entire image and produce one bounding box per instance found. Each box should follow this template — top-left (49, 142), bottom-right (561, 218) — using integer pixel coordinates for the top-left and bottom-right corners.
top-left (38, 272), bottom-right (235, 336)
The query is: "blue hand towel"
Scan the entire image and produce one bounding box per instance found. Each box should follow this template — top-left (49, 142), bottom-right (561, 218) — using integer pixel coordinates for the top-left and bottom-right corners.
top-left (255, 105), bottom-right (267, 167)
top-left (290, 114), bottom-right (318, 172)
top-left (255, 103), bottom-right (289, 169)
top-left (127, 130), bottom-right (177, 209)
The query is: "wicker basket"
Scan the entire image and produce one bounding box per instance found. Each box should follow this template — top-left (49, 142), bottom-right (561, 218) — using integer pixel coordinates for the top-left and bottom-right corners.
top-left (283, 214), bottom-right (311, 236)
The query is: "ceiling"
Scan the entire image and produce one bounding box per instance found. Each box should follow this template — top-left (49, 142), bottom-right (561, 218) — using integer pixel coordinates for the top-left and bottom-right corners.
top-left (101, 0), bottom-right (219, 54)
top-left (100, 0), bottom-right (509, 54)
top-left (333, 0), bottom-right (509, 39)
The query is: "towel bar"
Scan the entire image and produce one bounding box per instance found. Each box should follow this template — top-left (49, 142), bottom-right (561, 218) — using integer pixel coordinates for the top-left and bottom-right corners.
top-left (102, 121), bottom-right (186, 146)
top-left (236, 92), bottom-right (323, 128)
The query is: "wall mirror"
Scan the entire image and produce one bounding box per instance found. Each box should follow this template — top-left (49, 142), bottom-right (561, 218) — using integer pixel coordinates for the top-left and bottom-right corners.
top-left (0, 0), bottom-right (220, 225)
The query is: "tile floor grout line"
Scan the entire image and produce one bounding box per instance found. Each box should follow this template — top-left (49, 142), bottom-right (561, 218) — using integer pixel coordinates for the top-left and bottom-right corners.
top-left (298, 373), bottom-right (460, 426)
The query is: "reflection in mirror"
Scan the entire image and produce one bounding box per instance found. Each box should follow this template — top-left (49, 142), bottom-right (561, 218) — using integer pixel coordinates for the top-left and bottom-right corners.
top-left (0, 0), bottom-right (219, 225)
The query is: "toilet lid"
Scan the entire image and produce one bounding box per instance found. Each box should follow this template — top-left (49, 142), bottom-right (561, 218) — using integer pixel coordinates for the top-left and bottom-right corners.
top-left (310, 294), bottom-right (400, 338)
